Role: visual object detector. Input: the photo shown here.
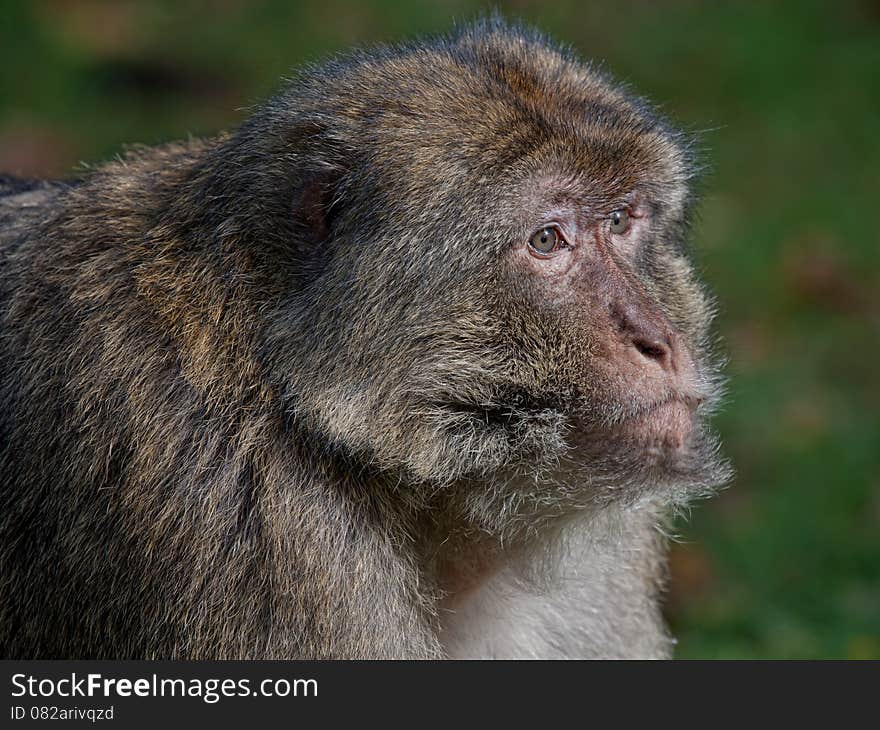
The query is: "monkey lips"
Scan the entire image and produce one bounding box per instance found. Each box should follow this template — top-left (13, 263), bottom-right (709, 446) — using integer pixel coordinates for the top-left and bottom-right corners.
top-left (567, 395), bottom-right (704, 476)
top-left (613, 398), bottom-right (698, 455)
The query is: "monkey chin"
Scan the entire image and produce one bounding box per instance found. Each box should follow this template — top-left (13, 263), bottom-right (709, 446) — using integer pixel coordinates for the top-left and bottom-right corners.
top-left (601, 398), bottom-right (730, 500)
top-left (564, 397), bottom-right (725, 501)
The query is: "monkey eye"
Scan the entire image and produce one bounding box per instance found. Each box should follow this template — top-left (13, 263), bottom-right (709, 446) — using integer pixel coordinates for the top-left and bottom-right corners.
top-left (609, 209), bottom-right (631, 235)
top-left (528, 226), bottom-right (565, 256)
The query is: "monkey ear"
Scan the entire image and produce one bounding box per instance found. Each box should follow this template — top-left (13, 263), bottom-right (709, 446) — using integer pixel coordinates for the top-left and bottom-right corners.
top-left (290, 166), bottom-right (342, 246)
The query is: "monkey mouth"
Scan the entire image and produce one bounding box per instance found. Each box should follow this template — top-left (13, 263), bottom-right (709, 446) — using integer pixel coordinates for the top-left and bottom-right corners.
top-left (612, 397), bottom-right (699, 452)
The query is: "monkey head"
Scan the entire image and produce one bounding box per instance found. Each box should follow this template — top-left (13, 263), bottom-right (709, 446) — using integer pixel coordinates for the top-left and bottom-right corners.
top-left (213, 22), bottom-right (730, 524)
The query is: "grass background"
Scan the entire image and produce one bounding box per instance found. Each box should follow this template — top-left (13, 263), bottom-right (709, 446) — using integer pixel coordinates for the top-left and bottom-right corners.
top-left (1, 0), bottom-right (877, 658)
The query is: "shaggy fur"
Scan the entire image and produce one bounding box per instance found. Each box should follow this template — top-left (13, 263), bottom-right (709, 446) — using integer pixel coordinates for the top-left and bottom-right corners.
top-left (0, 20), bottom-right (728, 659)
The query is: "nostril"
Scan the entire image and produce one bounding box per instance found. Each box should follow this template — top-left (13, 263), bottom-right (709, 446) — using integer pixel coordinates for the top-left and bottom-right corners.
top-left (610, 299), bottom-right (677, 372)
top-left (634, 339), bottom-right (667, 361)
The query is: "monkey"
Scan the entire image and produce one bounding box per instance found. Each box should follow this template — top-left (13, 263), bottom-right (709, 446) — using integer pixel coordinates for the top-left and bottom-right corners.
top-left (0, 20), bottom-right (730, 659)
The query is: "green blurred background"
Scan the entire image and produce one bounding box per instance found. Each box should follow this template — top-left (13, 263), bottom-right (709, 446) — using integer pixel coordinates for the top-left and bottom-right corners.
top-left (1, 0), bottom-right (877, 658)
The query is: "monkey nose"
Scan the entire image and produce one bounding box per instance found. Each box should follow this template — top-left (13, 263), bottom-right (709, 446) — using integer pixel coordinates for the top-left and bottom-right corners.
top-left (630, 325), bottom-right (677, 373)
top-left (611, 299), bottom-right (689, 377)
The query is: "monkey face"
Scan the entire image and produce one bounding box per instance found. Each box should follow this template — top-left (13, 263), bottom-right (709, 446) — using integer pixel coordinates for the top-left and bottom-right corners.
top-left (268, 23), bottom-right (728, 509)
top-left (495, 160), bottom-right (724, 500)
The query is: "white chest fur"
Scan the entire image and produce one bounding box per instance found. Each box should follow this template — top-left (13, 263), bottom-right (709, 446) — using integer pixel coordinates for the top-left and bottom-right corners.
top-left (438, 502), bottom-right (674, 659)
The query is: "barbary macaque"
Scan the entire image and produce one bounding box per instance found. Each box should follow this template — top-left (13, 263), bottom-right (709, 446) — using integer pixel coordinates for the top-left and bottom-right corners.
top-left (0, 20), bottom-right (729, 659)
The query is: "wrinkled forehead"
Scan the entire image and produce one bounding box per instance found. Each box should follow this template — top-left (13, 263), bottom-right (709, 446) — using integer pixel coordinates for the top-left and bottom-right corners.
top-left (344, 54), bottom-right (690, 223)
top-left (505, 122), bottom-right (691, 217)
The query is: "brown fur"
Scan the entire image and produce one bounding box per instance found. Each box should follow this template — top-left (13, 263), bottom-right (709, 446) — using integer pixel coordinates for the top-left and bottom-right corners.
top-left (0, 20), bottom-right (728, 659)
